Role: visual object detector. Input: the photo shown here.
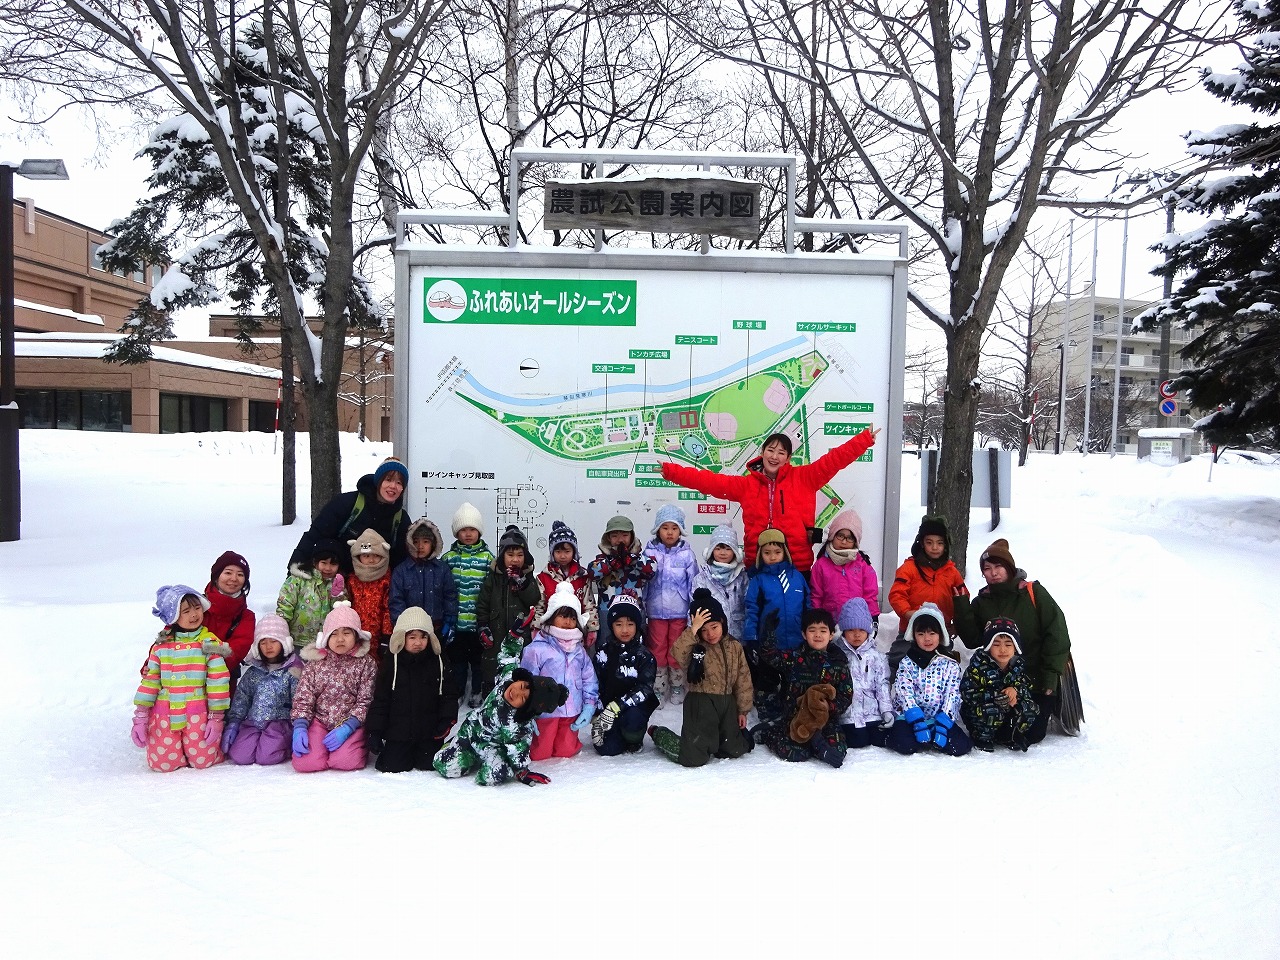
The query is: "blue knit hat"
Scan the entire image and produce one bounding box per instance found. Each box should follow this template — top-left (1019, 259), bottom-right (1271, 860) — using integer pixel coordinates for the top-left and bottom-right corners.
top-left (651, 503), bottom-right (687, 536)
top-left (153, 584), bottom-right (210, 625)
top-left (373, 457), bottom-right (408, 486)
top-left (837, 597), bottom-right (874, 634)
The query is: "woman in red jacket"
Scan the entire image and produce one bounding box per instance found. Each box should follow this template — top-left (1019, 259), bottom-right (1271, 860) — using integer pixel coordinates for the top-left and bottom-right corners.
top-left (660, 427), bottom-right (879, 575)
top-left (204, 550), bottom-right (257, 681)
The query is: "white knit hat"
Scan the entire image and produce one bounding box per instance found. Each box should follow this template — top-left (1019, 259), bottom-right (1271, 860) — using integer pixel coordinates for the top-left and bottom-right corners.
top-left (537, 580), bottom-right (587, 628)
top-left (452, 501), bottom-right (484, 537)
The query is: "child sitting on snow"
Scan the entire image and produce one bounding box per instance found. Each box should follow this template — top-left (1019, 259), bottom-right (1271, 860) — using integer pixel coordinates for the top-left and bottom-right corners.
top-left (347, 528), bottom-right (394, 662)
top-left (365, 606), bottom-right (459, 773)
top-left (590, 594), bottom-right (658, 756)
top-left (758, 608), bottom-right (854, 768)
top-left (643, 505), bottom-right (700, 704)
top-left (389, 518), bottom-right (457, 633)
top-left (809, 509), bottom-right (880, 629)
top-left (434, 611), bottom-right (568, 787)
top-left (649, 591), bottom-right (754, 768)
top-left (833, 598), bottom-right (895, 749)
top-left (221, 614), bottom-right (302, 765)
top-left (131, 585), bottom-right (231, 772)
top-left (277, 538), bottom-right (346, 652)
top-left (290, 602), bottom-right (378, 773)
top-left (521, 583), bottom-right (599, 760)
top-left (690, 523), bottom-right (749, 641)
top-left (888, 604), bottom-right (971, 757)
top-left (960, 618), bottom-right (1040, 752)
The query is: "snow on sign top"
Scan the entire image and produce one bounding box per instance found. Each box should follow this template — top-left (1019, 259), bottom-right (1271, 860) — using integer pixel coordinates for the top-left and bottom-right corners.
top-left (544, 175), bottom-right (762, 240)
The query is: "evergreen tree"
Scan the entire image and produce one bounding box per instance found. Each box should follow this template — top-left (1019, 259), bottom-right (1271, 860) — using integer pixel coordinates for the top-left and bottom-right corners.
top-left (1147, 0), bottom-right (1280, 448)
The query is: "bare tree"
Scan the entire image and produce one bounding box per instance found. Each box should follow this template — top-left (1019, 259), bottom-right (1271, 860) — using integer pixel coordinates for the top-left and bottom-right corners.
top-left (16, 0), bottom-right (451, 512)
top-left (672, 0), bottom-right (1236, 566)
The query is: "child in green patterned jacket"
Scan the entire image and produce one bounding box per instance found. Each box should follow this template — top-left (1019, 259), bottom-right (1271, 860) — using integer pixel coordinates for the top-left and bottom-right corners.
top-left (276, 538), bottom-right (346, 652)
top-left (442, 502), bottom-right (495, 708)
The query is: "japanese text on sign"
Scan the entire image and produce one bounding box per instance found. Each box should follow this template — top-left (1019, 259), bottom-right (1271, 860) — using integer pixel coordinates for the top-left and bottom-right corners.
top-left (423, 278), bottom-right (637, 326)
top-left (543, 176), bottom-right (762, 240)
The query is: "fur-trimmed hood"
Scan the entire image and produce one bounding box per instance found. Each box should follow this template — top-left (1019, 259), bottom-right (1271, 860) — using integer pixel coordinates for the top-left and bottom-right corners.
top-left (404, 517), bottom-right (445, 561)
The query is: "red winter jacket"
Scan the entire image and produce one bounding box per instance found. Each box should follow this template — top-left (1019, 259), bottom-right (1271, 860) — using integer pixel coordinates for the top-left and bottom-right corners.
top-left (203, 583), bottom-right (257, 671)
top-left (660, 430), bottom-right (876, 573)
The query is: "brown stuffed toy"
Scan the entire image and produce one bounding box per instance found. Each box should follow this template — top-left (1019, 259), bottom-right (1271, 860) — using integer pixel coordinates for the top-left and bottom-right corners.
top-left (789, 683), bottom-right (837, 742)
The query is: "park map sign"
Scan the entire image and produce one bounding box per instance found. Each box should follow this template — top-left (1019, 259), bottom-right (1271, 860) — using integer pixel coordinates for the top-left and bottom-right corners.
top-left (399, 256), bottom-right (902, 574)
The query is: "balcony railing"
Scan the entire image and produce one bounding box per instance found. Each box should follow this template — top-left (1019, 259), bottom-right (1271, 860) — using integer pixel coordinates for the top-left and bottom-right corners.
top-left (1091, 320), bottom-right (1192, 342)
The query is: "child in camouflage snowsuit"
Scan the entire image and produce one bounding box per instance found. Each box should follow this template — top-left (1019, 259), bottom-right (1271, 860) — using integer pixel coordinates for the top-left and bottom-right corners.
top-left (276, 538), bottom-right (346, 652)
top-left (441, 502), bottom-right (495, 708)
top-left (434, 614), bottom-right (568, 786)
top-left (960, 618), bottom-right (1040, 751)
top-left (758, 608), bottom-right (854, 768)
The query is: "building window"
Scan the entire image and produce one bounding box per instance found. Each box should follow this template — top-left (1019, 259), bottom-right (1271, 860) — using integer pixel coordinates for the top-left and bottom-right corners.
top-left (132, 267), bottom-right (146, 283)
top-left (149, 265), bottom-right (164, 286)
top-left (89, 241), bottom-right (105, 271)
top-left (17, 389), bottom-right (130, 431)
top-left (248, 400), bottom-right (276, 432)
top-left (160, 393), bottom-right (229, 433)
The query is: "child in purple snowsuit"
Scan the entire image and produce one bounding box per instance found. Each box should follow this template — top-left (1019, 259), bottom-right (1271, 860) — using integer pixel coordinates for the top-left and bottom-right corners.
top-left (221, 614), bottom-right (302, 765)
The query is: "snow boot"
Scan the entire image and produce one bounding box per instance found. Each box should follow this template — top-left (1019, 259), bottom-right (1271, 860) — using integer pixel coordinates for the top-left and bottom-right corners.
top-left (668, 666), bottom-right (687, 705)
top-left (973, 738), bottom-right (996, 753)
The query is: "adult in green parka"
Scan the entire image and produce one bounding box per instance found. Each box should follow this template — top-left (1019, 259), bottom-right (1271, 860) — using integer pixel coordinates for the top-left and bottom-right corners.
top-left (951, 539), bottom-right (1075, 743)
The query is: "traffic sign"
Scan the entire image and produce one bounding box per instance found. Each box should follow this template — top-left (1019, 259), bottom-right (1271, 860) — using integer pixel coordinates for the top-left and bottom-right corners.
top-left (1159, 398), bottom-right (1178, 417)
top-left (1159, 379), bottom-right (1178, 400)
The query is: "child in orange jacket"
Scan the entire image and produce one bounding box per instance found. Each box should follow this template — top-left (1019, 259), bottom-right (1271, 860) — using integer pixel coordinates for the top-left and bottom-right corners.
top-left (347, 528), bottom-right (394, 662)
top-left (887, 516), bottom-right (967, 674)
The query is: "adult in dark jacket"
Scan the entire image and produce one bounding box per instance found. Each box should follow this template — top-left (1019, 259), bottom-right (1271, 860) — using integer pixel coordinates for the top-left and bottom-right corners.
top-left (390, 518), bottom-right (458, 631)
top-left (288, 457), bottom-right (411, 575)
top-left (951, 538), bottom-right (1071, 745)
top-left (365, 607), bottom-right (459, 773)
top-left (660, 427), bottom-right (879, 573)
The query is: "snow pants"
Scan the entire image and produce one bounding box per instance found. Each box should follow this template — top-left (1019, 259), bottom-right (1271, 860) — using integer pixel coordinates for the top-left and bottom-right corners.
top-left (887, 718), bottom-right (972, 756)
top-left (645, 618), bottom-right (685, 670)
top-left (841, 722), bottom-right (890, 749)
top-left (449, 631), bottom-right (484, 700)
top-left (145, 708), bottom-right (223, 773)
top-left (376, 737), bottom-right (445, 773)
top-left (652, 692), bottom-right (748, 768)
top-left (1026, 691), bottom-right (1058, 745)
top-left (530, 716), bottom-right (582, 760)
top-left (226, 719), bottom-right (291, 766)
top-left (765, 722), bottom-right (847, 767)
top-left (593, 703), bottom-right (653, 756)
top-left (434, 736), bottom-right (519, 786)
top-left (291, 720), bottom-right (368, 772)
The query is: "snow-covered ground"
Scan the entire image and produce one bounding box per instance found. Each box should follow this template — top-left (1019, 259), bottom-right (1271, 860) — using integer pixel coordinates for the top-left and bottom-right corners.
top-left (2, 432), bottom-right (1277, 958)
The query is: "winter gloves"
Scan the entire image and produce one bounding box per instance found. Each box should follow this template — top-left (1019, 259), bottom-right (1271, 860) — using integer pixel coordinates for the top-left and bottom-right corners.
top-left (329, 574), bottom-right (346, 599)
top-left (931, 712), bottom-right (954, 750)
top-left (516, 768), bottom-right (551, 786)
top-left (789, 683), bottom-right (836, 743)
top-left (479, 628), bottom-right (495, 651)
top-left (570, 704), bottom-right (595, 731)
top-left (202, 717), bottom-right (224, 747)
top-left (687, 644), bottom-right (707, 685)
top-left (591, 701), bottom-right (621, 747)
top-left (366, 734), bottom-right (384, 754)
top-left (323, 717), bottom-right (360, 751)
top-left (904, 706), bottom-right (930, 744)
top-left (879, 710), bottom-right (897, 730)
top-left (130, 707), bottom-right (150, 748)
top-left (292, 718), bottom-right (310, 755)
top-left (220, 722), bottom-right (241, 754)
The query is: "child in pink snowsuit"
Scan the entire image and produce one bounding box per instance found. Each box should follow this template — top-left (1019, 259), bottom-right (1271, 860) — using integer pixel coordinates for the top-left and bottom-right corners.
top-left (131, 585), bottom-right (231, 772)
top-left (221, 614), bottom-right (302, 765)
top-left (290, 602), bottom-right (378, 772)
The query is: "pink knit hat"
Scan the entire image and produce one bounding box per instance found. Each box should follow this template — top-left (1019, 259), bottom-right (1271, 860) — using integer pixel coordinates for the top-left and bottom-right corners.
top-left (827, 508), bottom-right (864, 546)
top-left (315, 601), bottom-right (371, 651)
top-left (249, 613), bottom-right (295, 660)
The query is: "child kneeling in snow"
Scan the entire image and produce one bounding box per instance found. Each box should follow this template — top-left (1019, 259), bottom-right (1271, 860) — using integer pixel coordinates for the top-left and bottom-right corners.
top-left (590, 594), bottom-right (658, 756)
top-left (960, 618), bottom-right (1040, 752)
top-left (649, 591), bottom-right (754, 767)
top-left (131, 585), bottom-right (231, 772)
top-left (834, 598), bottom-right (895, 749)
top-left (888, 604), bottom-right (971, 756)
top-left (290, 602), bottom-right (378, 772)
top-left (221, 614), bottom-right (301, 765)
top-left (434, 614), bottom-right (568, 786)
top-left (365, 607), bottom-right (459, 773)
top-left (758, 608), bottom-right (853, 768)
top-left (521, 582), bottom-right (599, 760)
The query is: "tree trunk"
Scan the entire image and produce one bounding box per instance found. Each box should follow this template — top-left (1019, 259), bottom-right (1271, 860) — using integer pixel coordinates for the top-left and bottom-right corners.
top-left (281, 319), bottom-right (296, 526)
top-left (934, 321), bottom-right (983, 573)
top-left (302, 377), bottom-right (342, 516)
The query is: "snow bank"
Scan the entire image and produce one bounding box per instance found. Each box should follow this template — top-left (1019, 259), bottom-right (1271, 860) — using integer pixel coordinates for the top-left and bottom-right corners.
top-left (1, 437), bottom-right (1277, 957)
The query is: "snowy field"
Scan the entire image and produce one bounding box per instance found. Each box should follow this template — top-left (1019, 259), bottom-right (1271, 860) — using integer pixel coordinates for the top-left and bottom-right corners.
top-left (2, 431), bottom-right (1278, 958)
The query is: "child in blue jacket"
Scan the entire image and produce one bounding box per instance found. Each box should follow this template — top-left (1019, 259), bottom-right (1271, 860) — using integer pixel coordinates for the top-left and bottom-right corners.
top-left (743, 527), bottom-right (810, 723)
top-left (390, 518), bottom-right (458, 632)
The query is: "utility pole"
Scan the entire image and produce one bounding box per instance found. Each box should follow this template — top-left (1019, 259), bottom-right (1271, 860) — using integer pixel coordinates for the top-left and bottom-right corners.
top-left (1056, 222), bottom-right (1074, 454)
top-left (1109, 210), bottom-right (1130, 456)
top-left (1158, 195), bottom-right (1176, 426)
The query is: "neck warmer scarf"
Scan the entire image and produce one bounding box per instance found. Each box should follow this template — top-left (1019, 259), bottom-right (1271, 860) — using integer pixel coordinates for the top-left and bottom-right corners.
top-left (907, 644), bottom-right (938, 671)
top-left (353, 555), bottom-right (389, 582)
top-left (546, 624), bottom-right (583, 652)
top-left (826, 546), bottom-right (858, 567)
top-left (704, 560), bottom-right (739, 586)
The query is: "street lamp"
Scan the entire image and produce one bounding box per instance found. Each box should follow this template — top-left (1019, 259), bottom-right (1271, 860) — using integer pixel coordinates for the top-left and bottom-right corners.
top-left (2, 158), bottom-right (70, 542)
